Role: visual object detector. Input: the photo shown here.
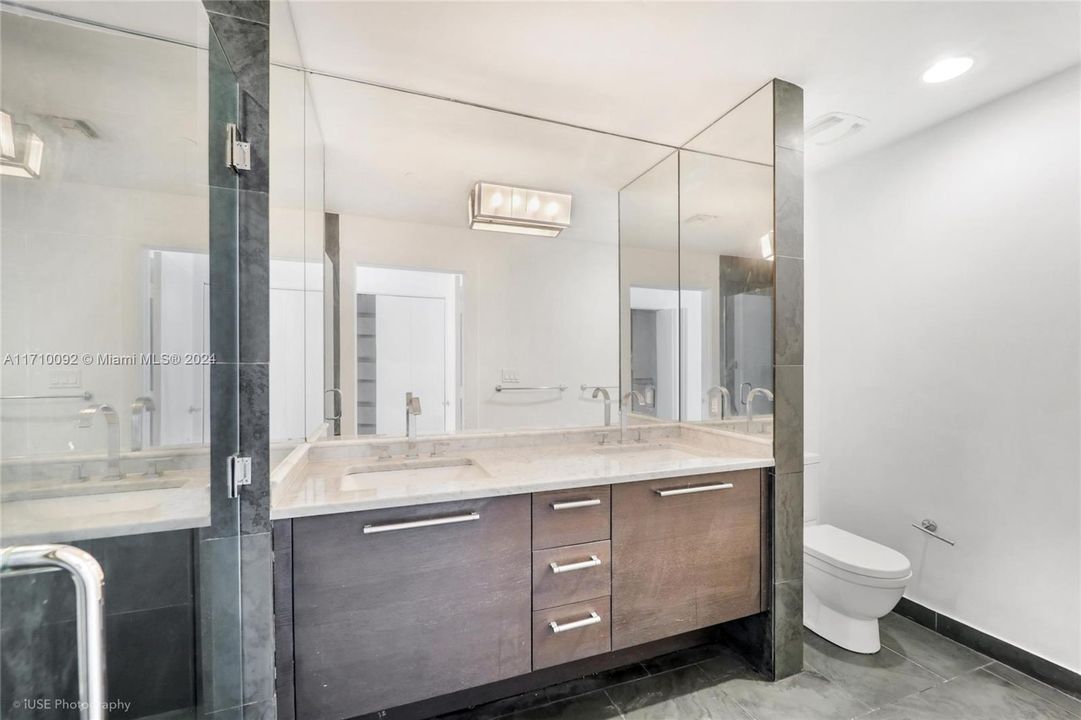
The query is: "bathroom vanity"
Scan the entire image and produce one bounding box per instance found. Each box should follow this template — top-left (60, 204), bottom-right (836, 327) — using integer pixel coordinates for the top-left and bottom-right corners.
top-left (271, 427), bottom-right (772, 720)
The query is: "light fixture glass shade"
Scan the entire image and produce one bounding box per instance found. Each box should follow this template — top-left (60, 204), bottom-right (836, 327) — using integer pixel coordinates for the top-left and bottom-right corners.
top-left (0, 118), bottom-right (44, 179)
top-left (469, 181), bottom-right (572, 236)
top-left (760, 232), bottom-right (774, 260)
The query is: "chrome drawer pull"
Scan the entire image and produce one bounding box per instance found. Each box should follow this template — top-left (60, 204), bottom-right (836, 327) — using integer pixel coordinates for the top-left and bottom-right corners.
top-left (655, 482), bottom-right (734, 497)
top-left (549, 611), bottom-right (601, 634)
top-left (549, 555), bottom-right (602, 574)
top-left (363, 512), bottom-right (479, 534)
top-left (551, 498), bottom-right (601, 510)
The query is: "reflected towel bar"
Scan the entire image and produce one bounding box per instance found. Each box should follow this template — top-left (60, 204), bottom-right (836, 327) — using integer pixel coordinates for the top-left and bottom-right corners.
top-left (1, 392), bottom-right (93, 401)
top-left (495, 385), bottom-right (567, 392)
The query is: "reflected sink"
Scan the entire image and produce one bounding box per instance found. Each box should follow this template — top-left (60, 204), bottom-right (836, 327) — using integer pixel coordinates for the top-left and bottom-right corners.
top-left (341, 457), bottom-right (489, 491)
top-left (1, 475), bottom-right (190, 502)
top-left (592, 443), bottom-right (713, 462)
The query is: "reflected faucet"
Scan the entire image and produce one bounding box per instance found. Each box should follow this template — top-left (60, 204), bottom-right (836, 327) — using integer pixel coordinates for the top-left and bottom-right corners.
top-left (589, 387), bottom-right (612, 427)
top-left (707, 385), bottom-right (732, 419)
top-left (405, 393), bottom-right (422, 458)
top-left (130, 396), bottom-right (156, 452)
top-left (78, 404), bottom-right (121, 479)
top-left (745, 388), bottom-right (774, 432)
top-left (620, 390), bottom-right (646, 439)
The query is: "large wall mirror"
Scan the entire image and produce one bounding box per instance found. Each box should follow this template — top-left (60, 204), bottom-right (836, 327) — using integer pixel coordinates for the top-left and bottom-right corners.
top-left (310, 76), bottom-right (672, 438)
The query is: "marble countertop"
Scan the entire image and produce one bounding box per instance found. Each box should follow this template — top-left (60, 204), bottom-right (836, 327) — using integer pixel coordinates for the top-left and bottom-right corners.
top-left (1, 425), bottom-right (775, 542)
top-left (272, 438), bottom-right (774, 520)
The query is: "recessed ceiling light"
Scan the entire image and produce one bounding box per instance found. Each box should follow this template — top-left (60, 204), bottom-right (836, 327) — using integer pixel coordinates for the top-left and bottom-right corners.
top-left (922, 56), bottom-right (974, 84)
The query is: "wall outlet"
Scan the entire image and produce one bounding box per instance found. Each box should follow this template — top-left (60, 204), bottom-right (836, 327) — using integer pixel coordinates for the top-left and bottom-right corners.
top-left (501, 368), bottom-right (520, 383)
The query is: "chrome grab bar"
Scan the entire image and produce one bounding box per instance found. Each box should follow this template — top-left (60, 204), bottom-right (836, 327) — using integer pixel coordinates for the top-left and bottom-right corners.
top-left (549, 611), bottom-right (602, 634)
top-left (655, 482), bottom-right (734, 497)
top-left (911, 519), bottom-right (955, 546)
top-left (1, 544), bottom-right (106, 720)
top-left (495, 385), bottom-right (568, 392)
top-left (363, 512), bottom-right (479, 534)
top-left (1, 392), bottom-right (93, 401)
top-left (550, 498), bottom-right (601, 511)
top-left (550, 555), bottom-right (602, 574)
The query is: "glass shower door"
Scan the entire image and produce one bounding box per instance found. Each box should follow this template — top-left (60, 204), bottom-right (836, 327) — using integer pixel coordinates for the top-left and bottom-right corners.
top-left (0, 4), bottom-right (245, 718)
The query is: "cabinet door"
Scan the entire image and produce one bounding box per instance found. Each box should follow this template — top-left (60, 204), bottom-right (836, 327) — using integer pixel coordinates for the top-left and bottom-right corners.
top-left (292, 496), bottom-right (532, 720)
top-left (611, 470), bottom-right (763, 650)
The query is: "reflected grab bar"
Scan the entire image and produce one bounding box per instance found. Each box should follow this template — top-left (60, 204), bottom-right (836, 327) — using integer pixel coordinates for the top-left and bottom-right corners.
top-left (1, 544), bottom-right (106, 720)
top-left (495, 385), bottom-right (567, 392)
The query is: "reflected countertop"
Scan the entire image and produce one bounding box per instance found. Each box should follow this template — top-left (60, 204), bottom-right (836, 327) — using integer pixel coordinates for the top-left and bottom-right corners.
top-left (272, 427), bottom-right (774, 520)
top-left (0, 471), bottom-right (210, 545)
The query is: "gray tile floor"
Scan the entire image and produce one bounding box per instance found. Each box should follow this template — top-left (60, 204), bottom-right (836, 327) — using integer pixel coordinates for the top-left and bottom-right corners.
top-left (436, 613), bottom-right (1081, 720)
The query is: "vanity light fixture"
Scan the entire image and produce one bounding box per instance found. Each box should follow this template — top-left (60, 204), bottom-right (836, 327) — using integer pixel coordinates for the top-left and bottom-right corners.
top-left (760, 232), bottom-right (774, 261)
top-left (922, 56), bottom-right (974, 84)
top-left (469, 181), bottom-right (572, 237)
top-left (0, 110), bottom-right (44, 179)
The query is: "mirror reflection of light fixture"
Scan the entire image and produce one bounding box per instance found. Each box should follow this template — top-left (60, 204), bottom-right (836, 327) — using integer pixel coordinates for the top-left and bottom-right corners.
top-left (469, 181), bottom-right (572, 237)
top-left (760, 232), bottom-right (774, 261)
top-left (0, 110), bottom-right (44, 179)
top-left (804, 112), bottom-right (868, 146)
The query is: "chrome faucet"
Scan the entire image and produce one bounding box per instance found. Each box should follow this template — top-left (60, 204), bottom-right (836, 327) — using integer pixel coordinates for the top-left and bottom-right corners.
top-left (590, 386), bottom-right (612, 427)
top-left (130, 396), bottom-right (156, 452)
top-left (745, 387), bottom-right (774, 432)
top-left (405, 393), bottom-right (422, 458)
top-left (707, 385), bottom-right (732, 419)
top-left (78, 404), bottom-right (121, 479)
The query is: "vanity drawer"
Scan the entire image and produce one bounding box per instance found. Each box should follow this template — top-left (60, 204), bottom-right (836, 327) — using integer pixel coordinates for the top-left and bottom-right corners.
top-left (532, 596), bottom-right (611, 670)
top-left (532, 540), bottom-right (611, 611)
top-left (532, 485), bottom-right (610, 550)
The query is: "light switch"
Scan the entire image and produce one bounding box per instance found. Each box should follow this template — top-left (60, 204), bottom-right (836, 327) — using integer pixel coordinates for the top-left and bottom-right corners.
top-left (501, 368), bottom-right (520, 383)
top-left (49, 370), bottom-right (81, 388)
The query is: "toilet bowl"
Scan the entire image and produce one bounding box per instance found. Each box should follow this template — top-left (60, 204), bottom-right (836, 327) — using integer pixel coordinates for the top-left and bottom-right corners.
top-left (803, 524), bottom-right (912, 654)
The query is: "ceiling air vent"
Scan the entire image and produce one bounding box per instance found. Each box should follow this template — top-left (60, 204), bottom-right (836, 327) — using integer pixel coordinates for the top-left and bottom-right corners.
top-left (804, 112), bottom-right (869, 146)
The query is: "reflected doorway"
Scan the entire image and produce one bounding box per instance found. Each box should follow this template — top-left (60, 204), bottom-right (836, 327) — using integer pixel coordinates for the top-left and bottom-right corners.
top-left (355, 266), bottom-right (463, 436)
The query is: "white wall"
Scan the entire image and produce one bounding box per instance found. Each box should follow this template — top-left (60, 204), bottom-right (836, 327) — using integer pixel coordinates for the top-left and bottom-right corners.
top-left (338, 214), bottom-right (619, 435)
top-left (807, 66), bottom-right (1081, 672)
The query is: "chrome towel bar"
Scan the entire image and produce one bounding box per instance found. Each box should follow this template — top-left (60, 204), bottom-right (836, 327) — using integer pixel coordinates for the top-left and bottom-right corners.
top-left (2, 545), bottom-right (106, 720)
top-left (363, 512), bottom-right (479, 534)
top-left (495, 385), bottom-right (567, 392)
top-left (655, 482), bottom-right (733, 497)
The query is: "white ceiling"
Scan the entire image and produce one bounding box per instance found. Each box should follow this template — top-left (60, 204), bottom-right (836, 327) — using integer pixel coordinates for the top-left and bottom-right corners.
top-left (285, 1), bottom-right (1081, 169)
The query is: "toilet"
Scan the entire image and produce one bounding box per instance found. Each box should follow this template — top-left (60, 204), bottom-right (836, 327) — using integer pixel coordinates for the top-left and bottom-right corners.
top-left (803, 524), bottom-right (912, 654)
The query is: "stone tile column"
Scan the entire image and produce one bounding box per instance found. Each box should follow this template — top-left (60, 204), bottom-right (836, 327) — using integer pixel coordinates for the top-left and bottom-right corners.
top-left (770, 78), bottom-right (806, 680)
top-left (200, 2), bottom-right (275, 718)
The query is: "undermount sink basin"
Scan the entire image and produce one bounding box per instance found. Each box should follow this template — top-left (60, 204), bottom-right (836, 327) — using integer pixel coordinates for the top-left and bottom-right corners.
top-left (340, 457), bottom-right (489, 491)
top-left (592, 443), bottom-right (712, 462)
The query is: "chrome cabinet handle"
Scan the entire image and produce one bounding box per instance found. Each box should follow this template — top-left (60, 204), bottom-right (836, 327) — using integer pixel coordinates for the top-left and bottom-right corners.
top-left (549, 611), bottom-right (601, 634)
top-left (551, 498), bottom-right (601, 510)
top-left (655, 482), bottom-right (734, 497)
top-left (549, 555), bottom-right (602, 574)
top-left (363, 512), bottom-right (479, 534)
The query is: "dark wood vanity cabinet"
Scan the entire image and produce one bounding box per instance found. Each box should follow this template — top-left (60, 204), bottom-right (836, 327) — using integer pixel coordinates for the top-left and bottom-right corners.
top-left (611, 470), bottom-right (764, 649)
top-left (290, 496), bottom-right (533, 720)
top-left (282, 469), bottom-right (767, 720)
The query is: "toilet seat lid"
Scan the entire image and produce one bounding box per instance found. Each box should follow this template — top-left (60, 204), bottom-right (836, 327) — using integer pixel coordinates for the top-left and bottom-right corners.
top-left (804, 524), bottom-right (911, 580)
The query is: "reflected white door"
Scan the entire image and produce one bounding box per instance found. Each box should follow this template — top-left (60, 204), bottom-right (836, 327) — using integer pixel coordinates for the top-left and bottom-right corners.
top-left (375, 295), bottom-right (446, 435)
